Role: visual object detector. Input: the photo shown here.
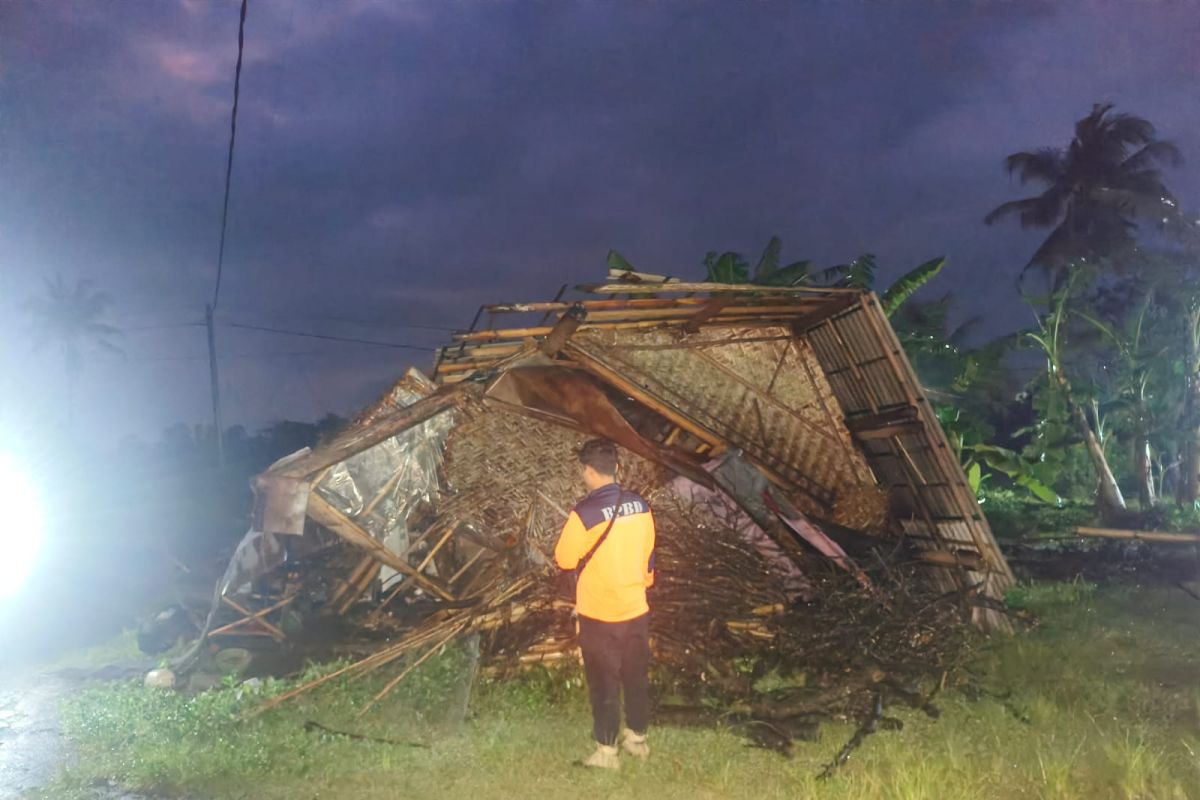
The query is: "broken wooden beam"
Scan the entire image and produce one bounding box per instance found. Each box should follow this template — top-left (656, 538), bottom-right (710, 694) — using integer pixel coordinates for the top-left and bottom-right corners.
top-left (306, 493), bottom-right (457, 601)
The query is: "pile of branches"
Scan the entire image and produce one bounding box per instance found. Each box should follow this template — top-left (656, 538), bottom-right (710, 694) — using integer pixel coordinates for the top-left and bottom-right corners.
top-left (485, 490), bottom-right (790, 677)
top-left (249, 489), bottom-right (979, 774)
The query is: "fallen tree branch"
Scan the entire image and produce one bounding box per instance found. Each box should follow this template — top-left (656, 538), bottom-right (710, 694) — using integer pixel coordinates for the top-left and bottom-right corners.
top-left (303, 720), bottom-right (429, 747)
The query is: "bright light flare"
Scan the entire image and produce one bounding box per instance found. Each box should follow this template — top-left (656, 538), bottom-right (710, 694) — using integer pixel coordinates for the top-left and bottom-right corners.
top-left (0, 455), bottom-right (43, 598)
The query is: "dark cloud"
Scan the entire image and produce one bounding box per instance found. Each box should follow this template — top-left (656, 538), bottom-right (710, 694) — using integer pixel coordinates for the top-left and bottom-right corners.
top-left (2, 0), bottom-right (1197, 442)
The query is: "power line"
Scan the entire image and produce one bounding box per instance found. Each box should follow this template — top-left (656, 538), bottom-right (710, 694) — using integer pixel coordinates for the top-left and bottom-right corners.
top-left (118, 322), bottom-right (204, 332)
top-left (97, 350), bottom-right (330, 363)
top-left (211, 0), bottom-right (249, 310)
top-left (220, 321), bottom-right (434, 351)
top-left (215, 310), bottom-right (457, 333)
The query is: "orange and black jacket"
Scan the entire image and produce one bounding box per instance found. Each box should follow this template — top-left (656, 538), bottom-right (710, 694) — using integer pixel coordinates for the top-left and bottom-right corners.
top-left (554, 483), bottom-right (655, 623)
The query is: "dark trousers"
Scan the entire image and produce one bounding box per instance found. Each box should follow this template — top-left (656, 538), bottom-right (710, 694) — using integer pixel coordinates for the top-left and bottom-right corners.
top-left (577, 613), bottom-right (650, 746)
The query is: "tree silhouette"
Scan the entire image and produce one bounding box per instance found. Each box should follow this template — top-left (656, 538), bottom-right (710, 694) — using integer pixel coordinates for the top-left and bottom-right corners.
top-left (985, 103), bottom-right (1183, 279)
top-left (25, 275), bottom-right (122, 425)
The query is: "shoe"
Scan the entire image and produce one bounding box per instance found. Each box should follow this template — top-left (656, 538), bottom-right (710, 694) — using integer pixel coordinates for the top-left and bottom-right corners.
top-left (621, 728), bottom-right (649, 760)
top-left (582, 743), bottom-right (620, 769)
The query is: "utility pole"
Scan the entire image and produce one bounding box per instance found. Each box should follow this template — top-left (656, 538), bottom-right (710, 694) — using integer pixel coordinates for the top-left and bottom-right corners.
top-left (206, 304), bottom-right (225, 467)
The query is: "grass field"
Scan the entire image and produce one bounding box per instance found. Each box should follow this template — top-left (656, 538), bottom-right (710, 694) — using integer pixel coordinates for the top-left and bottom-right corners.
top-left (35, 580), bottom-right (1200, 800)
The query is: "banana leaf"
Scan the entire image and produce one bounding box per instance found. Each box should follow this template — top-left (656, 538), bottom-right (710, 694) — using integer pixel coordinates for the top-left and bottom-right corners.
top-left (880, 257), bottom-right (946, 317)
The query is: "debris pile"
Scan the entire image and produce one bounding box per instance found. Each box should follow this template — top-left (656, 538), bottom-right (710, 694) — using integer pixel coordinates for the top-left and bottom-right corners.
top-left (187, 281), bottom-right (1015, 768)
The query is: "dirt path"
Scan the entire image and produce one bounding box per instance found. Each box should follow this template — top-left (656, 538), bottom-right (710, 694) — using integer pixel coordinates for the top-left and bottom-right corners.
top-left (0, 669), bottom-right (153, 799)
top-left (0, 671), bottom-right (77, 797)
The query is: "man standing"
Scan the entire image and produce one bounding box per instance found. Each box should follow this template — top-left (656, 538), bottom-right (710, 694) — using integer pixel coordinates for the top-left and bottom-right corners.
top-left (554, 439), bottom-right (655, 769)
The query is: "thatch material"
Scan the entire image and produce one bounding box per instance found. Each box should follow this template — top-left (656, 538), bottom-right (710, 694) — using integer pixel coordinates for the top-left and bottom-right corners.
top-left (830, 485), bottom-right (890, 531)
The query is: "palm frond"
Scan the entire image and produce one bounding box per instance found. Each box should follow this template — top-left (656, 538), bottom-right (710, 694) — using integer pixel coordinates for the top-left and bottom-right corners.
top-left (984, 197), bottom-right (1041, 226)
top-left (1105, 112), bottom-right (1156, 147)
top-left (1123, 140), bottom-right (1184, 171)
top-left (1003, 148), bottom-right (1065, 185)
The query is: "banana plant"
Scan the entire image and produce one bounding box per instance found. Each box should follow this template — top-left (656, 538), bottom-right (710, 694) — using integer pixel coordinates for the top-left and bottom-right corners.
top-left (740, 236), bottom-right (815, 287)
top-left (1073, 289), bottom-right (1168, 506)
top-left (937, 404), bottom-right (1059, 503)
top-left (1024, 270), bottom-right (1127, 513)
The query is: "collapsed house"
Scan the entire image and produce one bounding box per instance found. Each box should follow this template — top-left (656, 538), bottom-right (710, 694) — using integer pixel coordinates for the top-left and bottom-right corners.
top-left (203, 278), bottom-right (1014, 718)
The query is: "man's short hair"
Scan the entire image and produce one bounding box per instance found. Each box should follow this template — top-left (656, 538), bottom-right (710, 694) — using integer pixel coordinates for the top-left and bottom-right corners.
top-left (578, 439), bottom-right (618, 476)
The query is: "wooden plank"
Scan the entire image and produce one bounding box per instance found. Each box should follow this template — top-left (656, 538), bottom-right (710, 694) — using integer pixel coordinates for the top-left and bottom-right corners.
top-left (276, 385), bottom-right (469, 480)
top-left (1076, 526), bottom-right (1200, 543)
top-left (305, 493), bottom-right (456, 601)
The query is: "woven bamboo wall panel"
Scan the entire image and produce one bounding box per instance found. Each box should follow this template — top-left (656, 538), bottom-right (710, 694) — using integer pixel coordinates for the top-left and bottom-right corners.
top-left (440, 401), bottom-right (665, 549)
top-left (575, 327), bottom-right (873, 509)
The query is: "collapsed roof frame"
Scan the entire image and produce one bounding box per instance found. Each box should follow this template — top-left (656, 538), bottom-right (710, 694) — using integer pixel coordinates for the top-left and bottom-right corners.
top-left (257, 279), bottom-right (1014, 632)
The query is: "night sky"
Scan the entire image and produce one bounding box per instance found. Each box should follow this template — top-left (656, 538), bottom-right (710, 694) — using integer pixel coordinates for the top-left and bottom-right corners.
top-left (4, 0), bottom-right (1199, 446)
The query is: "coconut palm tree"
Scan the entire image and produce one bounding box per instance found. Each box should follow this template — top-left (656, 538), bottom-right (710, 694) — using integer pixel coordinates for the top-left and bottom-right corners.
top-left (25, 275), bottom-right (122, 424)
top-left (984, 103), bottom-right (1183, 279)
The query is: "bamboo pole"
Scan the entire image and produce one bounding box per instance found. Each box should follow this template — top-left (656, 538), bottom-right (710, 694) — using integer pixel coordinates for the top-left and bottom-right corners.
top-left (220, 596), bottom-right (287, 641)
top-left (357, 622), bottom-right (468, 717)
top-left (1075, 526), bottom-right (1200, 543)
top-left (451, 315), bottom-right (826, 343)
top-left (336, 562), bottom-right (382, 616)
top-left (328, 555), bottom-right (376, 611)
top-left (579, 282), bottom-right (858, 295)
